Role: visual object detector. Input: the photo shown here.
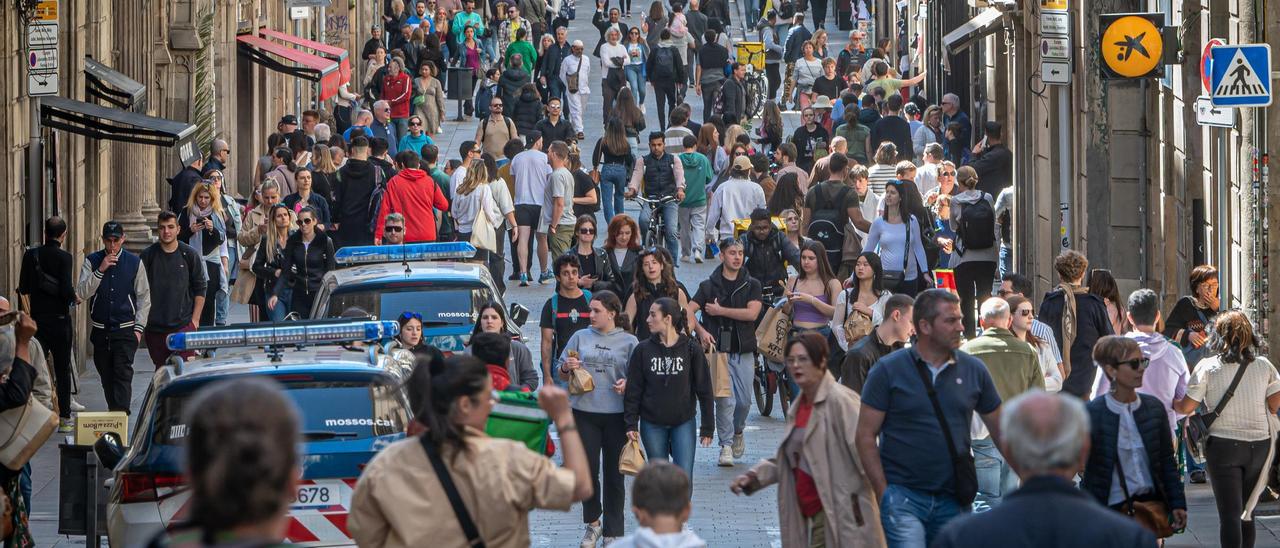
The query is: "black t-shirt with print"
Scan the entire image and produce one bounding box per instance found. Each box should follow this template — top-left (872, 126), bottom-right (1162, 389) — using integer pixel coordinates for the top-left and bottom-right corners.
top-left (539, 291), bottom-right (592, 362)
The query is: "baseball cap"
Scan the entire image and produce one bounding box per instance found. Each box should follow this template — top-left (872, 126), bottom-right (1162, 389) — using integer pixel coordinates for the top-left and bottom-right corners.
top-left (279, 114), bottom-right (299, 126)
top-left (101, 221), bottom-right (124, 239)
top-left (732, 155), bottom-right (753, 172)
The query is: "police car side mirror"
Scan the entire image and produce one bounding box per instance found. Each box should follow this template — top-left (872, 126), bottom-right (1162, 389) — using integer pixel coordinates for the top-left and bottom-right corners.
top-left (93, 431), bottom-right (126, 470)
top-left (509, 303), bottom-right (530, 327)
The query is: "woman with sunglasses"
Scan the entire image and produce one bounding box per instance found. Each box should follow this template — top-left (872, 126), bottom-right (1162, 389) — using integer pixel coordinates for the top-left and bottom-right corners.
top-left (625, 247), bottom-right (690, 341)
top-left (924, 160), bottom-right (959, 267)
top-left (603, 214), bottom-right (642, 302)
top-left (268, 207), bottom-right (335, 317)
top-left (572, 216), bottom-right (615, 293)
top-left (1006, 295), bottom-right (1063, 392)
top-left (283, 168), bottom-right (331, 230)
top-left (251, 204), bottom-right (296, 322)
top-left (207, 170), bottom-right (242, 326)
top-left (1082, 335), bottom-right (1187, 539)
top-left (397, 115), bottom-right (435, 159)
top-left (470, 301), bottom-right (539, 391)
top-left (1175, 312), bottom-right (1280, 547)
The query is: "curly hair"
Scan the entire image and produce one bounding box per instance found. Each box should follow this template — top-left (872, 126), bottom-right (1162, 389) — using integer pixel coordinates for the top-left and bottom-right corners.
top-left (1209, 310), bottom-right (1257, 365)
top-left (1054, 250), bottom-right (1089, 283)
top-left (632, 247), bottom-right (679, 304)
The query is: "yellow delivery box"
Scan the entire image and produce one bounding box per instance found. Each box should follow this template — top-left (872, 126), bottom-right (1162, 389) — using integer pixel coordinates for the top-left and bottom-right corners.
top-left (75, 412), bottom-right (128, 446)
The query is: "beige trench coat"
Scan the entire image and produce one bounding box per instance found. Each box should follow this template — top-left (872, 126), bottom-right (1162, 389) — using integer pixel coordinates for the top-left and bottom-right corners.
top-left (749, 372), bottom-right (886, 548)
top-left (229, 206), bottom-right (269, 304)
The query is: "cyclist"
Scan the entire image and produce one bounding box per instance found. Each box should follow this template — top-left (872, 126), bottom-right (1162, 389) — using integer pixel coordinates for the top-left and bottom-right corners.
top-left (626, 132), bottom-right (686, 261)
top-left (740, 208), bottom-right (801, 306)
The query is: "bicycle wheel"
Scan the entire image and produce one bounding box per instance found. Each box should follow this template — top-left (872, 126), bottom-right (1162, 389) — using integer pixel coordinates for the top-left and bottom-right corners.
top-left (745, 74), bottom-right (768, 120)
top-left (753, 354), bottom-right (774, 417)
top-left (776, 371), bottom-right (792, 416)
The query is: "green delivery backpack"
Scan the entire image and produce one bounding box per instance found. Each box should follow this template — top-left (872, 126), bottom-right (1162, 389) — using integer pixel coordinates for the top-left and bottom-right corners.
top-left (485, 390), bottom-right (550, 453)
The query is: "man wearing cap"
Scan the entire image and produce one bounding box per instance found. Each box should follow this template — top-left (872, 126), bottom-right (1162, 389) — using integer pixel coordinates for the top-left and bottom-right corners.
top-left (558, 40), bottom-right (591, 140)
top-left (278, 114), bottom-right (299, 135)
top-left (77, 221), bottom-right (151, 414)
top-left (705, 155), bottom-right (766, 241)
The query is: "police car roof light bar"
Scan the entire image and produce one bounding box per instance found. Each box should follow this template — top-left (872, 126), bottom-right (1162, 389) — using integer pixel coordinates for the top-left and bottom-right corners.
top-left (334, 242), bottom-right (477, 265)
top-left (167, 320), bottom-right (401, 352)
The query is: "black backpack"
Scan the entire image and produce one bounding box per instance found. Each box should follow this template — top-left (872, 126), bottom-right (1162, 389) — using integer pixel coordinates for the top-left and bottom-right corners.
top-left (805, 183), bottom-right (850, 268)
top-left (956, 194), bottom-right (996, 253)
top-left (365, 167), bottom-right (387, 235)
top-left (652, 47), bottom-right (676, 81)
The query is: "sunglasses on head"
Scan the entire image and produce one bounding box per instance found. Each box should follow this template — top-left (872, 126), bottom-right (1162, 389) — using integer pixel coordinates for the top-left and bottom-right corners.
top-left (399, 311), bottom-right (424, 322)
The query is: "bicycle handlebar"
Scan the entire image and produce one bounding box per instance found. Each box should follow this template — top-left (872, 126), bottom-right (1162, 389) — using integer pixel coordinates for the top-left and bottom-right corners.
top-left (628, 195), bottom-right (680, 205)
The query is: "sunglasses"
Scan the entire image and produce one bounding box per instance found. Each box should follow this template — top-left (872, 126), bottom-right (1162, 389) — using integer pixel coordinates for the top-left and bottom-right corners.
top-left (491, 104), bottom-right (504, 108)
top-left (941, 171), bottom-right (956, 177)
top-left (1114, 357), bottom-right (1150, 370)
top-left (471, 148), bottom-right (482, 154)
top-left (409, 121), bottom-right (422, 126)
top-left (1017, 309), bottom-right (1033, 317)
top-left (385, 225), bottom-right (405, 232)
top-left (578, 228), bottom-right (596, 235)
top-left (297, 218), bottom-right (315, 225)
top-left (399, 311), bottom-right (424, 322)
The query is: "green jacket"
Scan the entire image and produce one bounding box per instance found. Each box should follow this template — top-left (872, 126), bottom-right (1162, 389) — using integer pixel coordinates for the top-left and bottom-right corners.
top-left (679, 151), bottom-right (713, 207)
top-left (505, 40), bottom-right (538, 75)
top-left (959, 327), bottom-right (1044, 402)
top-left (834, 122), bottom-right (870, 163)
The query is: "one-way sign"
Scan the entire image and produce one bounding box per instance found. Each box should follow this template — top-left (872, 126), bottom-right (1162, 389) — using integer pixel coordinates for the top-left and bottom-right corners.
top-left (1209, 44), bottom-right (1272, 107)
top-left (1042, 60), bottom-right (1071, 85)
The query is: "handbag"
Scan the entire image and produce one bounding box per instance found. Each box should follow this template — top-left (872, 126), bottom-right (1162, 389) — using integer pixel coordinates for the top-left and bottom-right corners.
top-left (567, 56), bottom-right (584, 94)
top-left (1114, 447), bottom-right (1175, 538)
top-left (706, 350), bottom-right (732, 398)
top-left (419, 436), bottom-right (488, 548)
top-left (568, 367), bottom-right (596, 395)
top-left (619, 438), bottom-right (647, 476)
top-left (469, 193), bottom-right (498, 252)
top-left (1185, 358), bottom-right (1251, 460)
top-left (841, 290), bottom-right (874, 345)
top-left (754, 281), bottom-right (797, 363)
top-left (911, 356), bottom-right (978, 506)
top-left (880, 220), bottom-right (912, 292)
top-left (31, 250), bottom-right (61, 296)
top-left (0, 394), bottom-right (59, 471)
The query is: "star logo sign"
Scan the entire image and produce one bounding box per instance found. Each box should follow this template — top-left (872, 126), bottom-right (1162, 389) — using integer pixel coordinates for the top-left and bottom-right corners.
top-left (1100, 14), bottom-right (1164, 79)
top-left (1113, 32), bottom-right (1150, 63)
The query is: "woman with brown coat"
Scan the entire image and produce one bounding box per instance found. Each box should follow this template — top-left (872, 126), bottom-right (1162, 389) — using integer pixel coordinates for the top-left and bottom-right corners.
top-left (731, 332), bottom-right (886, 547)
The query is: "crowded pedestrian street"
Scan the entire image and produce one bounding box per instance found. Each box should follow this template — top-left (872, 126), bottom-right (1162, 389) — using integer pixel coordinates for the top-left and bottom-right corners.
top-left (3, 0), bottom-right (1280, 546)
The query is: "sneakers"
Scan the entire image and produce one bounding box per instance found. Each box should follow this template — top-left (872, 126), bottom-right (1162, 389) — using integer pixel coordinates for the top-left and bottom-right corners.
top-left (694, 254), bottom-right (704, 264)
top-left (520, 272), bottom-right (530, 287)
top-left (1190, 469), bottom-right (1207, 484)
top-left (681, 255), bottom-right (693, 263)
top-left (732, 433), bottom-right (745, 458)
top-left (538, 269), bottom-right (555, 284)
top-left (718, 445), bottom-right (734, 466)
top-left (58, 418), bottom-right (74, 433)
top-left (69, 399), bottom-right (86, 412)
top-left (580, 522), bottom-right (603, 548)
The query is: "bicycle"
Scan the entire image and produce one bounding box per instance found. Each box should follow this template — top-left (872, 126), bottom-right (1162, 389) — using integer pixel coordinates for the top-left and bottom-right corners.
top-left (736, 45), bottom-right (770, 121)
top-left (753, 352), bottom-right (793, 417)
top-left (629, 194), bottom-right (679, 249)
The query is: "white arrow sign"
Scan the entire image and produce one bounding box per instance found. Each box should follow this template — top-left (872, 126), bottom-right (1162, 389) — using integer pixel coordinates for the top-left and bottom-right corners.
top-left (1042, 60), bottom-right (1072, 85)
top-left (1195, 95), bottom-right (1235, 127)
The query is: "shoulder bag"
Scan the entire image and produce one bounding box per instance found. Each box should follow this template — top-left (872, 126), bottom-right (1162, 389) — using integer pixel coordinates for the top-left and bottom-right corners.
top-left (1114, 442), bottom-right (1175, 538)
top-left (880, 221), bottom-right (911, 292)
top-left (841, 289), bottom-right (873, 345)
top-left (911, 356), bottom-right (978, 506)
top-left (0, 393), bottom-right (59, 470)
top-left (419, 436), bottom-right (487, 548)
top-left (1185, 358), bottom-right (1251, 460)
top-left (567, 57), bottom-right (584, 94)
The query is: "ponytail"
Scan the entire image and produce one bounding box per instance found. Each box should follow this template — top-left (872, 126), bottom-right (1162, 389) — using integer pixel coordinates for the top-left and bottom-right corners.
top-left (592, 290), bottom-right (629, 333)
top-left (274, 147), bottom-right (298, 173)
top-left (405, 354), bottom-right (489, 458)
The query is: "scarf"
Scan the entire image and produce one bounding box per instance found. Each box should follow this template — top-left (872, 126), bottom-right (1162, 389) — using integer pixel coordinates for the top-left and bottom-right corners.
top-left (1057, 282), bottom-right (1088, 368)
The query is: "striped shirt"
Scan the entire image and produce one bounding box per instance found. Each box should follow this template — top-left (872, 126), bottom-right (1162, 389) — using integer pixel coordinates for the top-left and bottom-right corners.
top-left (866, 164), bottom-right (898, 198)
top-left (1031, 319), bottom-right (1062, 363)
top-left (1186, 356), bottom-right (1280, 442)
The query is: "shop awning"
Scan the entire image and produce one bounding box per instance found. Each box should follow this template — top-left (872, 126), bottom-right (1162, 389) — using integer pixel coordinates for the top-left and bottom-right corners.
top-left (84, 57), bottom-right (147, 112)
top-left (40, 96), bottom-right (200, 164)
top-left (237, 33), bottom-right (341, 100)
top-left (257, 27), bottom-right (351, 87)
top-left (943, 8), bottom-right (1008, 54)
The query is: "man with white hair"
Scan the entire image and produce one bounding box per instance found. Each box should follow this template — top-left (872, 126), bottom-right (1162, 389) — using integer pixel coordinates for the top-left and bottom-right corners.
top-left (940, 93), bottom-right (971, 147)
top-left (314, 123), bottom-right (332, 144)
top-left (370, 100), bottom-right (398, 155)
top-left (558, 40), bottom-right (591, 140)
top-left (933, 392), bottom-right (1157, 547)
top-left (960, 297), bottom-right (1044, 507)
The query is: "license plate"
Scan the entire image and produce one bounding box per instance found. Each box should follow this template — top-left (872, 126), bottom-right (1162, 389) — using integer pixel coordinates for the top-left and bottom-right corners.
top-left (291, 480), bottom-right (345, 510)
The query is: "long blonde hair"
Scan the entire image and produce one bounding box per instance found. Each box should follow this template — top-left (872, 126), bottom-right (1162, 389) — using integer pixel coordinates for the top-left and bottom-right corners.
top-left (722, 124), bottom-right (746, 149)
top-left (186, 182), bottom-right (225, 215)
top-left (263, 204), bottom-right (295, 258)
top-left (457, 159), bottom-right (489, 196)
top-left (312, 145), bottom-right (337, 173)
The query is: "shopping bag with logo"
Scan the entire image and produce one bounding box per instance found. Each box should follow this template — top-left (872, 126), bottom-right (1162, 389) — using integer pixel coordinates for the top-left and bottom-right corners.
top-left (706, 350), bottom-right (732, 398)
top-left (619, 438), bottom-right (647, 476)
top-left (754, 304), bottom-right (792, 363)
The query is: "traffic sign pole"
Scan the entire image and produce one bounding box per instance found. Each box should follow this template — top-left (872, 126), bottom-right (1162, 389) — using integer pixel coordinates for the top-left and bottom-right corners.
top-left (26, 0), bottom-right (58, 245)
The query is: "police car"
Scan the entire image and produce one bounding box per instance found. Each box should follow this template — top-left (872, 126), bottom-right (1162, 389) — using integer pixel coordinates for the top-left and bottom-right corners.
top-left (309, 242), bottom-right (527, 354)
top-left (97, 320), bottom-right (412, 547)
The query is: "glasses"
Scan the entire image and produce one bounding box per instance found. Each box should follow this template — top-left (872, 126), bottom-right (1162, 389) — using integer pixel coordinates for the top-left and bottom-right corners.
top-left (1017, 309), bottom-right (1033, 317)
top-left (548, 104), bottom-right (561, 109)
top-left (1114, 357), bottom-right (1150, 370)
top-left (399, 311), bottom-right (424, 322)
top-left (940, 171), bottom-right (956, 177)
top-left (409, 121), bottom-right (422, 126)
top-left (297, 218), bottom-right (315, 225)
top-left (578, 228), bottom-right (596, 235)
top-left (385, 225), bottom-right (405, 232)
top-left (471, 148), bottom-right (482, 154)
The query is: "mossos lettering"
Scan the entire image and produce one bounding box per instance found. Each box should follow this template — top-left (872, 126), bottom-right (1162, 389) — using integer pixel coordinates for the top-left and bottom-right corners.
top-left (324, 418), bottom-right (396, 427)
top-left (437, 312), bottom-right (471, 318)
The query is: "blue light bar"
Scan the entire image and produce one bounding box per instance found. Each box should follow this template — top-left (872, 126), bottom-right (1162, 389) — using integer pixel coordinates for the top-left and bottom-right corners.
top-left (167, 320), bottom-right (400, 351)
top-left (334, 242), bottom-right (477, 265)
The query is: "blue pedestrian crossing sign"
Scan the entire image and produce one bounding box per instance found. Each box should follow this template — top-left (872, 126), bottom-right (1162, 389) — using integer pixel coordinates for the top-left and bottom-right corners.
top-left (1209, 44), bottom-right (1272, 107)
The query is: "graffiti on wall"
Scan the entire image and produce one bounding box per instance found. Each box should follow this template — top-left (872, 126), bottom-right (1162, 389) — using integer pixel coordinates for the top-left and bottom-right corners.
top-left (326, 14), bottom-right (349, 46)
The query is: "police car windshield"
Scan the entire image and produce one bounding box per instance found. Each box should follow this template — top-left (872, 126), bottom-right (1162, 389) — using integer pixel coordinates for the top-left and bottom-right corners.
top-left (152, 377), bottom-right (409, 446)
top-left (325, 287), bottom-right (490, 325)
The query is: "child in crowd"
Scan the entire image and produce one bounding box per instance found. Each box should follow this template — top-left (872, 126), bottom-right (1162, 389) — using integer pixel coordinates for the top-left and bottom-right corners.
top-left (610, 462), bottom-right (707, 548)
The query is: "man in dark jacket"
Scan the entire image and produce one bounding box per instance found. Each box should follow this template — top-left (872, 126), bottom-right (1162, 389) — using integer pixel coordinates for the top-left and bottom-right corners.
top-left (362, 25), bottom-right (385, 63)
top-left (333, 136), bottom-right (385, 248)
top-left (966, 120), bottom-right (1013, 196)
top-left (540, 26), bottom-right (572, 101)
top-left (534, 96), bottom-right (576, 144)
top-left (933, 392), bottom-right (1158, 548)
top-left (1038, 249), bottom-right (1113, 398)
top-left (841, 294), bottom-right (912, 393)
top-left (17, 216), bottom-right (77, 425)
top-left (76, 221), bottom-right (151, 413)
top-left (140, 211), bottom-right (207, 367)
top-left (870, 95), bottom-right (914, 162)
top-left (499, 55), bottom-right (532, 108)
top-left (740, 208), bottom-right (801, 298)
top-left (699, 0), bottom-right (731, 28)
top-left (689, 238), bottom-right (762, 467)
top-left (167, 157), bottom-right (205, 214)
top-left (719, 63), bottom-right (748, 123)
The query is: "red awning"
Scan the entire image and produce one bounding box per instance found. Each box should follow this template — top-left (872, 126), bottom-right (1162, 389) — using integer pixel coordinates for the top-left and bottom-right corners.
top-left (236, 33), bottom-right (340, 101)
top-left (258, 27), bottom-right (351, 87)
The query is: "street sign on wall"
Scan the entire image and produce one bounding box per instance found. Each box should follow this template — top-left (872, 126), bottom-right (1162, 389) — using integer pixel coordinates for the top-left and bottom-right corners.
top-left (26, 0), bottom-right (59, 97)
top-left (1099, 13), bottom-right (1164, 79)
top-left (1039, 9), bottom-right (1071, 86)
top-left (1042, 60), bottom-right (1072, 85)
top-left (1209, 44), bottom-right (1273, 107)
top-left (1039, 10), bottom-right (1070, 35)
top-left (1200, 38), bottom-right (1226, 93)
top-left (1195, 96), bottom-right (1235, 128)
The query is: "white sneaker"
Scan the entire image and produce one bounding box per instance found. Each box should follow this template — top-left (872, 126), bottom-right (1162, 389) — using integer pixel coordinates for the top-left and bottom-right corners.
top-left (718, 445), bottom-right (734, 466)
top-left (581, 522), bottom-right (603, 548)
top-left (694, 254), bottom-right (704, 264)
top-left (733, 433), bottom-right (746, 458)
top-left (70, 399), bottom-right (86, 412)
top-left (641, 105), bottom-right (648, 115)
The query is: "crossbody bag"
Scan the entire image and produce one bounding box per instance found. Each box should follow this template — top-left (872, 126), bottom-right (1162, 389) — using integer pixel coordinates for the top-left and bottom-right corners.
top-left (419, 435), bottom-right (487, 548)
top-left (1185, 358), bottom-right (1251, 459)
top-left (1114, 442), bottom-right (1174, 538)
top-left (881, 220), bottom-right (912, 292)
top-left (911, 357), bottom-right (978, 506)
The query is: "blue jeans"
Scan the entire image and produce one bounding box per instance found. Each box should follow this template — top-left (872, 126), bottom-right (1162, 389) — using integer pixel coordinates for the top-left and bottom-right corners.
top-left (999, 244), bottom-right (1012, 279)
top-left (639, 419), bottom-right (696, 478)
top-left (880, 483), bottom-right (965, 548)
top-left (20, 462), bottom-right (31, 512)
top-left (268, 287), bottom-right (293, 322)
top-left (972, 437), bottom-right (1018, 509)
top-left (547, 77), bottom-right (566, 103)
top-left (625, 64), bottom-right (646, 104)
top-left (636, 199), bottom-right (680, 263)
top-left (599, 164), bottom-right (629, 222)
top-left (482, 35), bottom-right (498, 65)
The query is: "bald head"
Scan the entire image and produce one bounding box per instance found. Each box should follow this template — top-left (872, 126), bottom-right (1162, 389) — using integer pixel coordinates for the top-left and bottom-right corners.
top-left (999, 392), bottom-right (1090, 480)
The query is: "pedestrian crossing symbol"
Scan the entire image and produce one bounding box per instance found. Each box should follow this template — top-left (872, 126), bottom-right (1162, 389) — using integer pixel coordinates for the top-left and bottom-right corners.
top-left (1209, 44), bottom-right (1272, 107)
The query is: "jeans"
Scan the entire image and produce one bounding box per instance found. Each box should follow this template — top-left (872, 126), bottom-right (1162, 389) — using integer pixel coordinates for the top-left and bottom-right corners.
top-left (575, 410), bottom-right (627, 537)
top-left (392, 118), bottom-right (409, 144)
top-left (653, 83), bottom-right (678, 130)
top-left (700, 79), bottom-right (724, 123)
top-left (739, 0), bottom-right (760, 28)
top-left (972, 437), bottom-right (1018, 509)
top-left (482, 35), bottom-right (498, 65)
top-left (268, 287), bottom-right (293, 321)
top-left (600, 164), bottom-right (629, 222)
top-left (625, 64), bottom-right (646, 104)
top-left (639, 418), bottom-right (697, 478)
top-left (547, 77), bottom-right (566, 103)
top-left (678, 205), bottom-right (707, 260)
top-left (954, 261), bottom-right (996, 339)
top-left (215, 275), bottom-right (229, 326)
top-left (715, 352), bottom-right (755, 446)
top-left (998, 244), bottom-right (1012, 278)
top-left (880, 483), bottom-right (965, 548)
top-left (1205, 436), bottom-right (1271, 548)
top-left (766, 63), bottom-right (782, 101)
top-left (636, 199), bottom-right (681, 263)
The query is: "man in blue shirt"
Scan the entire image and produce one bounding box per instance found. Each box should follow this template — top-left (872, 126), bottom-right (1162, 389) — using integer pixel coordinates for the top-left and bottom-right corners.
top-left (855, 289), bottom-right (1004, 547)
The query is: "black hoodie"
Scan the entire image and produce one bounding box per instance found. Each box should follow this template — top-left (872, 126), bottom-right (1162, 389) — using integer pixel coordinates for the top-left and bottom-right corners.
top-left (511, 89), bottom-right (543, 137)
top-left (273, 229), bottom-right (336, 297)
top-left (333, 158), bottom-right (382, 247)
top-left (499, 68), bottom-right (531, 108)
top-left (692, 265), bottom-right (763, 354)
top-left (623, 334), bottom-right (714, 437)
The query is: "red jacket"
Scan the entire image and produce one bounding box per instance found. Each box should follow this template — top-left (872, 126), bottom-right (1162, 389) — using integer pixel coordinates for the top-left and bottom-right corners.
top-left (375, 168), bottom-right (450, 242)
top-left (382, 72), bottom-right (412, 119)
